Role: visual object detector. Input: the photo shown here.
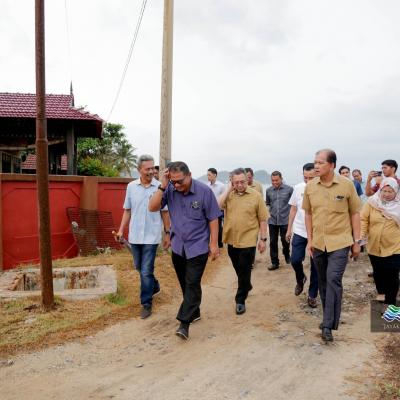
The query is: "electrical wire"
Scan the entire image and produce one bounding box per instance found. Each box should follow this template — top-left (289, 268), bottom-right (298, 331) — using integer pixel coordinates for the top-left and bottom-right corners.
top-left (107, 0), bottom-right (148, 122)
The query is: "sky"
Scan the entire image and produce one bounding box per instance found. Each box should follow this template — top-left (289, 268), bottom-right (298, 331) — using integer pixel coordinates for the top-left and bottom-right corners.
top-left (1, 0), bottom-right (400, 183)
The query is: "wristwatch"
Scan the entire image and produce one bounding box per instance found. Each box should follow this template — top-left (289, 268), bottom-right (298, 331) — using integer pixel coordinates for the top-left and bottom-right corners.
top-left (260, 237), bottom-right (267, 242)
top-left (158, 184), bottom-right (166, 192)
top-left (164, 229), bottom-right (170, 234)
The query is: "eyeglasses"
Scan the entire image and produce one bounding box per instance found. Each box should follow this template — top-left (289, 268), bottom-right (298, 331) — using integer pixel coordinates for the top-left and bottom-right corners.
top-left (170, 177), bottom-right (186, 185)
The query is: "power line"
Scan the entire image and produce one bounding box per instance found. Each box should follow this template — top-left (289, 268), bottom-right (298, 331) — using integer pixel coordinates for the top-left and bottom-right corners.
top-left (107, 0), bottom-right (148, 122)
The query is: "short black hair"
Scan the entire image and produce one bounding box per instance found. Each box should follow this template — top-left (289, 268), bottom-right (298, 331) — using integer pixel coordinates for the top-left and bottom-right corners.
top-left (382, 159), bottom-right (398, 172)
top-left (303, 163), bottom-right (314, 171)
top-left (316, 149), bottom-right (337, 168)
top-left (338, 165), bottom-right (350, 174)
top-left (245, 167), bottom-right (254, 176)
top-left (352, 169), bottom-right (361, 175)
top-left (208, 168), bottom-right (217, 176)
top-left (154, 165), bottom-right (159, 171)
top-left (167, 161), bottom-right (190, 175)
top-left (231, 168), bottom-right (246, 177)
top-left (271, 171), bottom-right (282, 178)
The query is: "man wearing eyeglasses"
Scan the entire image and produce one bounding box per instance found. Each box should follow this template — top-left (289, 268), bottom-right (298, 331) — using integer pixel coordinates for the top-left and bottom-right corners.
top-left (148, 161), bottom-right (221, 340)
top-left (218, 168), bottom-right (269, 315)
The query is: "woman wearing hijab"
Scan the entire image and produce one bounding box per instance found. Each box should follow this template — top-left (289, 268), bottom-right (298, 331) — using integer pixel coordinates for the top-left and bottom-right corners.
top-left (360, 177), bottom-right (400, 306)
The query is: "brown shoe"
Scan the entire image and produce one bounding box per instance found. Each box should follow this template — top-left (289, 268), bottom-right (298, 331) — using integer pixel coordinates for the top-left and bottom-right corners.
top-left (294, 276), bottom-right (307, 296)
top-left (307, 297), bottom-right (317, 308)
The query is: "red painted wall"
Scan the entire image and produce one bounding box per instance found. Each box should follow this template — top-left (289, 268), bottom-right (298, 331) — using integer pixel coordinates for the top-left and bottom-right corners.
top-left (1, 175), bottom-right (131, 270)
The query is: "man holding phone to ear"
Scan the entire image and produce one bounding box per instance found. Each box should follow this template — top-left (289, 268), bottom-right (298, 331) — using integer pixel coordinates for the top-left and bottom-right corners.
top-left (365, 159), bottom-right (399, 196)
top-left (148, 161), bottom-right (221, 340)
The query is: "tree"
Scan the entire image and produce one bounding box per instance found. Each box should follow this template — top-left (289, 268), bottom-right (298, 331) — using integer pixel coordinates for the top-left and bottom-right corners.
top-left (77, 123), bottom-right (137, 177)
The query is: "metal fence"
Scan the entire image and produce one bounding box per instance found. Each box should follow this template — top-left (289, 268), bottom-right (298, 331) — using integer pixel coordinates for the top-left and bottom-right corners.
top-left (66, 207), bottom-right (122, 256)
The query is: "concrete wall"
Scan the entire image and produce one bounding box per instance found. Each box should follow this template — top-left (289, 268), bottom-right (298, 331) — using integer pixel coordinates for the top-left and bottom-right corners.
top-left (0, 174), bottom-right (131, 270)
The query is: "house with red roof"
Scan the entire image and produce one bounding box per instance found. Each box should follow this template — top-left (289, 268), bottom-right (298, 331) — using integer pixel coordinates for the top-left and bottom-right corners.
top-left (0, 92), bottom-right (103, 174)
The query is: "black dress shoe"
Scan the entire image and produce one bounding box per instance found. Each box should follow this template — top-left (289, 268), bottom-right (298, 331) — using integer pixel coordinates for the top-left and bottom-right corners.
top-left (268, 264), bottom-right (279, 271)
top-left (191, 309), bottom-right (201, 323)
top-left (176, 323), bottom-right (189, 340)
top-left (140, 306), bottom-right (152, 319)
top-left (236, 304), bottom-right (246, 315)
top-left (294, 276), bottom-right (307, 296)
top-left (321, 327), bottom-right (333, 342)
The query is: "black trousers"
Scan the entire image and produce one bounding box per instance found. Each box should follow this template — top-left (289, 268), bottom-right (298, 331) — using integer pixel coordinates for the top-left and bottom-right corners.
top-left (269, 224), bottom-right (290, 265)
top-left (171, 251), bottom-right (209, 324)
top-left (227, 245), bottom-right (256, 304)
top-left (369, 254), bottom-right (400, 305)
top-left (313, 247), bottom-right (349, 330)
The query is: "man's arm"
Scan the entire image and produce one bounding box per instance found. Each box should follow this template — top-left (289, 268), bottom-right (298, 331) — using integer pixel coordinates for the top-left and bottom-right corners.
top-left (365, 171), bottom-right (379, 196)
top-left (305, 211), bottom-right (313, 257)
top-left (217, 181), bottom-right (233, 209)
top-left (208, 219), bottom-right (220, 260)
top-left (116, 209), bottom-right (131, 239)
top-left (149, 168), bottom-right (169, 211)
top-left (257, 220), bottom-right (268, 253)
top-left (350, 212), bottom-right (361, 259)
top-left (286, 205), bottom-right (297, 241)
top-left (161, 210), bottom-right (171, 249)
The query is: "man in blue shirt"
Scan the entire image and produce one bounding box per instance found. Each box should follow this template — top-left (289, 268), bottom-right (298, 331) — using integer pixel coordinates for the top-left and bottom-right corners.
top-left (149, 161), bottom-right (220, 340)
top-left (339, 166), bottom-right (363, 196)
top-left (117, 154), bottom-right (170, 319)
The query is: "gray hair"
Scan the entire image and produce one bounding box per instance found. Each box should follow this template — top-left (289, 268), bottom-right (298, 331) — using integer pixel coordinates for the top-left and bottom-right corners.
top-left (231, 168), bottom-right (246, 177)
top-left (137, 154), bottom-right (154, 168)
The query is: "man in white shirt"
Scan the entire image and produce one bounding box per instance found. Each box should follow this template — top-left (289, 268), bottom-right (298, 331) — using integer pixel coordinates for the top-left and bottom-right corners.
top-left (207, 168), bottom-right (225, 248)
top-left (286, 163), bottom-right (319, 308)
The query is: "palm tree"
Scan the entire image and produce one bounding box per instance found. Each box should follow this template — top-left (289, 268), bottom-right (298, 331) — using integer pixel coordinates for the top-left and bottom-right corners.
top-left (113, 140), bottom-right (137, 177)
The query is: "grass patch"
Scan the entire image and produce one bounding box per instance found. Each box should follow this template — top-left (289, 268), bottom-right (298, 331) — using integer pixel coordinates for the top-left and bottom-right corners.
top-left (0, 248), bottom-right (223, 358)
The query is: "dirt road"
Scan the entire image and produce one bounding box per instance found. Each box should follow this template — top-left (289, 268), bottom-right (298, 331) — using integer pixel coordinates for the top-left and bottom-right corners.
top-left (1, 251), bottom-right (384, 400)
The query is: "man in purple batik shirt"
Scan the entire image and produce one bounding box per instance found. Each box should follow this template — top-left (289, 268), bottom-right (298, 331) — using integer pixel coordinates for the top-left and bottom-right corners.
top-left (149, 161), bottom-right (221, 340)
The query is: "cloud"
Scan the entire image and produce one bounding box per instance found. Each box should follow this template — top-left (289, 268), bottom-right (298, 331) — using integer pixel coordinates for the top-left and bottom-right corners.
top-left (1, 0), bottom-right (400, 184)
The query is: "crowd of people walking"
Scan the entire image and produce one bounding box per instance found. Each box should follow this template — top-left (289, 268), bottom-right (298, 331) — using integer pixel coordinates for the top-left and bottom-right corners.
top-left (116, 151), bottom-right (400, 342)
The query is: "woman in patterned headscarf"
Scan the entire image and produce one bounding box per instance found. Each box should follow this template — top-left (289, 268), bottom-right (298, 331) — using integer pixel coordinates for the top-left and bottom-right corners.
top-left (361, 177), bottom-right (400, 305)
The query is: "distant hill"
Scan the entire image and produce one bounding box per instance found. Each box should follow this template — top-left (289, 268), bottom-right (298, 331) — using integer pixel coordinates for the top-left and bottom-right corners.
top-left (197, 170), bottom-right (271, 184)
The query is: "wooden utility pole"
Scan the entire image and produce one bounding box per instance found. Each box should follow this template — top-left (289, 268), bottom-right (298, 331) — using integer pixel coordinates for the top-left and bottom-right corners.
top-left (35, 0), bottom-right (54, 309)
top-left (159, 0), bottom-right (174, 170)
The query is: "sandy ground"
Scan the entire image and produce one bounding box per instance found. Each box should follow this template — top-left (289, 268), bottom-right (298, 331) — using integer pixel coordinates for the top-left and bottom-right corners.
top-left (0, 250), bottom-right (385, 400)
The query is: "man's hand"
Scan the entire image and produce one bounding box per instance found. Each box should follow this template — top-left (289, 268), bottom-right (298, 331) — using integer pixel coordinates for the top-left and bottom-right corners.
top-left (112, 230), bottom-right (123, 243)
top-left (306, 241), bottom-right (314, 258)
top-left (285, 229), bottom-right (292, 243)
top-left (162, 233), bottom-right (171, 250)
top-left (209, 243), bottom-right (220, 260)
top-left (161, 168), bottom-right (170, 188)
top-left (367, 170), bottom-right (379, 181)
top-left (257, 240), bottom-right (267, 253)
top-left (351, 243), bottom-right (361, 261)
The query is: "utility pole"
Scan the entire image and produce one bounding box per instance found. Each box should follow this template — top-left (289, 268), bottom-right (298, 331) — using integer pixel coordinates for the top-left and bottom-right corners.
top-left (35, 0), bottom-right (54, 310)
top-left (159, 0), bottom-right (174, 170)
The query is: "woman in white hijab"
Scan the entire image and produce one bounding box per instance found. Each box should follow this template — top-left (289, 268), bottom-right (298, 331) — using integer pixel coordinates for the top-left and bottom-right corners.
top-left (361, 177), bottom-right (400, 305)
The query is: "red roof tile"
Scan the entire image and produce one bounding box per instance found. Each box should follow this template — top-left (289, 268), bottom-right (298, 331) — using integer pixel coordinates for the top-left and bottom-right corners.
top-left (0, 93), bottom-right (103, 122)
top-left (21, 154), bottom-right (68, 171)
